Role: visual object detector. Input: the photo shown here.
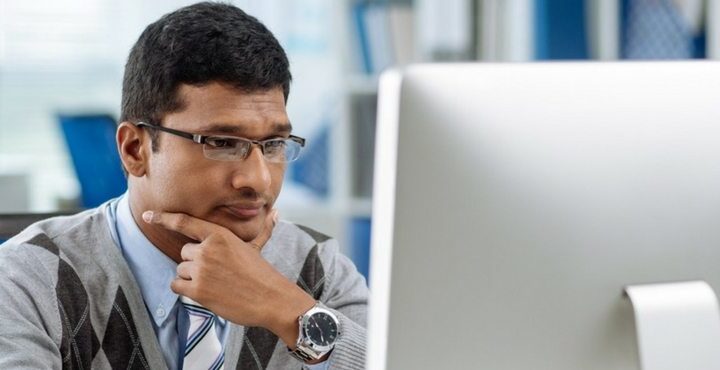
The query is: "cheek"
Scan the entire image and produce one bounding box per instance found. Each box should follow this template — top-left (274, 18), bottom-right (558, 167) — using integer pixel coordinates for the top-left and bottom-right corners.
top-left (269, 164), bottom-right (286, 198)
top-left (149, 148), bottom-right (287, 210)
top-left (149, 147), bottom-right (218, 208)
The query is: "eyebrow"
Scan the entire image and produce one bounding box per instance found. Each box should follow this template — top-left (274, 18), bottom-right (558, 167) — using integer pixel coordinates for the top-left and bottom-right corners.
top-left (199, 122), bottom-right (293, 136)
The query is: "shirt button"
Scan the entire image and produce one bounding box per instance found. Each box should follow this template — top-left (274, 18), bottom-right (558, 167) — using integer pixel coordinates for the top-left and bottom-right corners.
top-left (156, 308), bottom-right (166, 318)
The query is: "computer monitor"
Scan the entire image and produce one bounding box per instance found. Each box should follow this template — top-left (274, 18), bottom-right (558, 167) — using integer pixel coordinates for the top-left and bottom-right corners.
top-left (368, 62), bottom-right (720, 369)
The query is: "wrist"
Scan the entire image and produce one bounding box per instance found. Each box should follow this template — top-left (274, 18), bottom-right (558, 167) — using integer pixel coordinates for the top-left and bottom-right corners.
top-left (267, 287), bottom-right (316, 348)
top-left (287, 301), bottom-right (340, 364)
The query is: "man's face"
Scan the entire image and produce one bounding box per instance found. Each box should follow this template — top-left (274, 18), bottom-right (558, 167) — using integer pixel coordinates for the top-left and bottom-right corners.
top-left (140, 82), bottom-right (289, 242)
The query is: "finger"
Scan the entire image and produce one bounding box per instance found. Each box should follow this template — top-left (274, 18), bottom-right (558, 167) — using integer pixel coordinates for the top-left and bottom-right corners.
top-left (170, 277), bottom-right (192, 296)
top-left (180, 243), bottom-right (201, 261)
top-left (248, 208), bottom-right (278, 251)
top-left (177, 261), bottom-right (193, 280)
top-left (142, 210), bottom-right (218, 241)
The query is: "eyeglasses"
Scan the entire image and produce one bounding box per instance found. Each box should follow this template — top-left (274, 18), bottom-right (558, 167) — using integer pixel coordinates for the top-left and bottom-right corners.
top-left (135, 122), bottom-right (305, 163)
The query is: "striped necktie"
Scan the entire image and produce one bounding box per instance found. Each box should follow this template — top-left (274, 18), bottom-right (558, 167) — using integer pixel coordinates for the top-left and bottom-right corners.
top-left (181, 297), bottom-right (225, 370)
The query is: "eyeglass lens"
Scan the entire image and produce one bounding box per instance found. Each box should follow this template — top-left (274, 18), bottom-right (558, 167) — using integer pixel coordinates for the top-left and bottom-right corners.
top-left (202, 137), bottom-right (301, 163)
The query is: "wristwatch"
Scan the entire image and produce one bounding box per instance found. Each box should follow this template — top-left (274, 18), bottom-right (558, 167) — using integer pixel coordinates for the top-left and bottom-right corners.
top-left (289, 302), bottom-right (341, 362)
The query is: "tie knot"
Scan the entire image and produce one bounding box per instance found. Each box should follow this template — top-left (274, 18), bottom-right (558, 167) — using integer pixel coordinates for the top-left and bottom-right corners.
top-left (179, 296), bottom-right (225, 369)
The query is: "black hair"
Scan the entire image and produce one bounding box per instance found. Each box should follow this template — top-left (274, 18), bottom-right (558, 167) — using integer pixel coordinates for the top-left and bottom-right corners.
top-left (120, 1), bottom-right (291, 149)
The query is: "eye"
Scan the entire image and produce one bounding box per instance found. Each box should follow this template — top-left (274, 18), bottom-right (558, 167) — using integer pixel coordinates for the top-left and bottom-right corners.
top-left (264, 139), bottom-right (286, 153)
top-left (205, 137), bottom-right (237, 148)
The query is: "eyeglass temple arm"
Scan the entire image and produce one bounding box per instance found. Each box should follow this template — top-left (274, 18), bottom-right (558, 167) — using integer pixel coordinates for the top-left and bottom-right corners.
top-left (136, 122), bottom-right (204, 143)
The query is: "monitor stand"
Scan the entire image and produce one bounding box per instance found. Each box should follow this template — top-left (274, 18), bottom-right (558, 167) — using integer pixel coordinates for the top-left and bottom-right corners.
top-left (624, 281), bottom-right (720, 370)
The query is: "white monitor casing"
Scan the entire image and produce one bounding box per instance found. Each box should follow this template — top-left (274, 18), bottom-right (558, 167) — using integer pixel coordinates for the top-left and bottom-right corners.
top-left (368, 62), bottom-right (720, 370)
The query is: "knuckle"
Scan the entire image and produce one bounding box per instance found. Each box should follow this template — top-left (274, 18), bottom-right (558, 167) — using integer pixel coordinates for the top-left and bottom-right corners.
top-left (180, 247), bottom-right (192, 260)
top-left (216, 230), bottom-right (232, 242)
top-left (173, 214), bottom-right (189, 230)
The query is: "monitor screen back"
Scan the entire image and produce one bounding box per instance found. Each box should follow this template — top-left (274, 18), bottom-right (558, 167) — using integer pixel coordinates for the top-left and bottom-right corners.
top-left (368, 62), bottom-right (720, 370)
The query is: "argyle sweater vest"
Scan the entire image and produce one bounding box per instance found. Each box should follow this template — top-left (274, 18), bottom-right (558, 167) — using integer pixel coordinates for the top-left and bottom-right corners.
top-left (0, 205), bottom-right (367, 369)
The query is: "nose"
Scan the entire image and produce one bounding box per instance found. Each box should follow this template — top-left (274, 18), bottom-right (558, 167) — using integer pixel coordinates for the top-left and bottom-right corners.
top-left (230, 144), bottom-right (272, 194)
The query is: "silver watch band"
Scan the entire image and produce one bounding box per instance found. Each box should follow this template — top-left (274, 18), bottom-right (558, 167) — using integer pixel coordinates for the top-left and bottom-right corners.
top-left (289, 344), bottom-right (323, 362)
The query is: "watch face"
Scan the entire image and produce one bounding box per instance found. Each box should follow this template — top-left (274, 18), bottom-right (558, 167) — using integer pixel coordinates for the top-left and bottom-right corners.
top-left (305, 312), bottom-right (338, 346)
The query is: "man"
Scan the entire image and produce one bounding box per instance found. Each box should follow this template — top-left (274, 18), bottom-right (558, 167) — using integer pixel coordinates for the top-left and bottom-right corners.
top-left (0, 2), bottom-right (367, 369)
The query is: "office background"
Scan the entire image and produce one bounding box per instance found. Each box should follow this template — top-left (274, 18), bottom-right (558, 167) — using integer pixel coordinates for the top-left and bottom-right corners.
top-left (0, 0), bottom-right (717, 279)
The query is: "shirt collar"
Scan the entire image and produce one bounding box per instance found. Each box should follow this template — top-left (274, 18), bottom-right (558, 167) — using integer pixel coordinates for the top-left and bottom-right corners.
top-left (113, 193), bottom-right (179, 327)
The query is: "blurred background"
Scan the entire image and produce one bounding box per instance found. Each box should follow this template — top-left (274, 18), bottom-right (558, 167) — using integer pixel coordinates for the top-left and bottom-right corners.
top-left (0, 0), bottom-right (717, 279)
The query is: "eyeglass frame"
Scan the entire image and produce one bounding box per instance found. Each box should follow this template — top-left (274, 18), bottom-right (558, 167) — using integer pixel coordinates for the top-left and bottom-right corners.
top-left (134, 121), bottom-right (306, 162)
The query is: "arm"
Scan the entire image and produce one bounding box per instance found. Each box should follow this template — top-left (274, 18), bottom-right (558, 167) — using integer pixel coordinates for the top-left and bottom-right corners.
top-left (0, 246), bottom-right (63, 369)
top-left (315, 239), bottom-right (368, 370)
top-left (143, 211), bottom-right (368, 368)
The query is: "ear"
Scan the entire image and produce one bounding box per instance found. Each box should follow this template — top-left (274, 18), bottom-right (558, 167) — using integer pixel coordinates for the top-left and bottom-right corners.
top-left (116, 121), bottom-right (149, 177)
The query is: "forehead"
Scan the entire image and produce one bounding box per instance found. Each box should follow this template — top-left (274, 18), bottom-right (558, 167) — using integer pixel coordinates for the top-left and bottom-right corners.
top-left (165, 82), bottom-right (290, 136)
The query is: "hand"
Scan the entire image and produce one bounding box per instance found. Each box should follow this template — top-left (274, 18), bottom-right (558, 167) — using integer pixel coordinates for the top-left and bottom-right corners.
top-left (141, 209), bottom-right (316, 346)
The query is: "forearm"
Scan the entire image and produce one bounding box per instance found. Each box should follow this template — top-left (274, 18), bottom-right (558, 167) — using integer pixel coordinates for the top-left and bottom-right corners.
top-left (261, 282), bottom-right (366, 368)
top-left (264, 281), bottom-right (316, 349)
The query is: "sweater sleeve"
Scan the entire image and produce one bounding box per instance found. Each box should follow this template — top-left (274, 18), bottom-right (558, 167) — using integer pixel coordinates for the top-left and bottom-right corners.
top-left (317, 239), bottom-right (369, 370)
top-left (0, 244), bottom-right (63, 369)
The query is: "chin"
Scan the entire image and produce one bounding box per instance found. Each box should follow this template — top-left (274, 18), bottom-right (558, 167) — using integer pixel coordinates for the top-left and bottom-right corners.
top-left (231, 227), bottom-right (261, 242)
top-left (217, 218), bottom-right (264, 242)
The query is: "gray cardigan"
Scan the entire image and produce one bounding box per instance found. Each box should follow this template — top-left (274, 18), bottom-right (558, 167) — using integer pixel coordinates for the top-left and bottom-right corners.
top-left (0, 204), bottom-right (367, 369)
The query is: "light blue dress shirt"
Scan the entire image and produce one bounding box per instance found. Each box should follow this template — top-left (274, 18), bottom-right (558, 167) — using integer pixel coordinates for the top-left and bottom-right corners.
top-left (106, 194), bottom-right (329, 369)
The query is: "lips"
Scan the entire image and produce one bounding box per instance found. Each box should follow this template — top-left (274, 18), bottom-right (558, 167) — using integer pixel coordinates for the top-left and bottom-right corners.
top-left (222, 202), bottom-right (265, 219)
